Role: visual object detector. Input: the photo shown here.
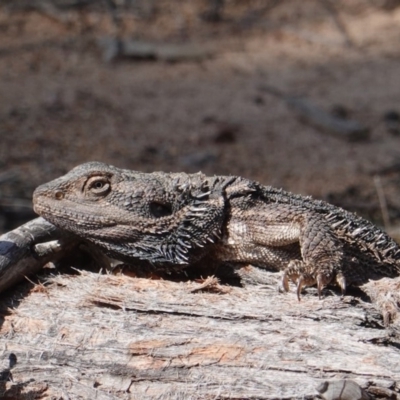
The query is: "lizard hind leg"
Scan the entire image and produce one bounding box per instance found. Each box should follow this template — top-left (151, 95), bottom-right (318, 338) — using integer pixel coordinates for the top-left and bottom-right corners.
top-left (290, 213), bottom-right (343, 299)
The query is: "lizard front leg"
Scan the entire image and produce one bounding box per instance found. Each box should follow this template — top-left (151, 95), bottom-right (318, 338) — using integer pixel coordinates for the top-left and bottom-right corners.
top-left (223, 201), bottom-right (345, 298)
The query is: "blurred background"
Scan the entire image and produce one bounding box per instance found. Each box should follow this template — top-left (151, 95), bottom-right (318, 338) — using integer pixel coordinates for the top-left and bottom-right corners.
top-left (1, 0), bottom-right (400, 234)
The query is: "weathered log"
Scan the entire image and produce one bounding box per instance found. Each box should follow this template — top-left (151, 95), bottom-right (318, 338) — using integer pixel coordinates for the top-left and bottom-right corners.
top-left (0, 265), bottom-right (399, 398)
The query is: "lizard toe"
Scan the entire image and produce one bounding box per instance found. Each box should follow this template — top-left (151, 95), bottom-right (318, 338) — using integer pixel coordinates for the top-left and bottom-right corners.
top-left (335, 272), bottom-right (347, 297)
top-left (282, 260), bottom-right (303, 294)
top-left (281, 271), bottom-right (290, 293)
top-left (296, 273), bottom-right (317, 301)
top-left (316, 271), bottom-right (334, 299)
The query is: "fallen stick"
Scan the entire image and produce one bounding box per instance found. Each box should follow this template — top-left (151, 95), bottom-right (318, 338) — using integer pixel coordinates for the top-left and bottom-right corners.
top-left (260, 85), bottom-right (369, 141)
top-left (320, 0), bottom-right (356, 48)
top-left (31, 2), bottom-right (71, 26)
top-left (0, 170), bottom-right (19, 185)
top-left (0, 217), bottom-right (79, 293)
top-left (98, 37), bottom-right (215, 63)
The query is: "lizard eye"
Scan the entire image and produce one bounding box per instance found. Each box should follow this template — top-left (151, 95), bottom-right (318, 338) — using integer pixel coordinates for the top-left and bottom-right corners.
top-left (55, 191), bottom-right (64, 200)
top-left (149, 202), bottom-right (173, 218)
top-left (86, 176), bottom-right (111, 196)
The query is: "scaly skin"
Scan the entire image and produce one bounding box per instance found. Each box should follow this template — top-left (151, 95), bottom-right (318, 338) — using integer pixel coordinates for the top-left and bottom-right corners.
top-left (33, 162), bottom-right (400, 298)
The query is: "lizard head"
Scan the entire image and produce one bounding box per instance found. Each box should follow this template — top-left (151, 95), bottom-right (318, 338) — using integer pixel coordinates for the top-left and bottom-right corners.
top-left (33, 161), bottom-right (173, 228)
top-left (33, 162), bottom-right (226, 265)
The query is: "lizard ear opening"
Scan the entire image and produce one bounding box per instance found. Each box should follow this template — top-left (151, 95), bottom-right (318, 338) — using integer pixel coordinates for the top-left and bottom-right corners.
top-left (149, 202), bottom-right (173, 218)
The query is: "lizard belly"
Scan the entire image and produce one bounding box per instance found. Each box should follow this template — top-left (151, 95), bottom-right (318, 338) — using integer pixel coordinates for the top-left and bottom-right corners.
top-left (224, 218), bottom-right (301, 247)
top-left (215, 242), bottom-right (301, 270)
top-left (219, 220), bottom-right (301, 269)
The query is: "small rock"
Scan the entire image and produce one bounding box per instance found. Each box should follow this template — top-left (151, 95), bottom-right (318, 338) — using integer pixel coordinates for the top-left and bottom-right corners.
top-left (253, 95), bottom-right (265, 105)
top-left (213, 123), bottom-right (238, 144)
top-left (331, 104), bottom-right (350, 119)
top-left (202, 115), bottom-right (217, 124)
top-left (156, 43), bottom-right (214, 63)
top-left (383, 110), bottom-right (400, 136)
top-left (121, 40), bottom-right (157, 60)
top-left (139, 146), bottom-right (160, 164)
top-left (179, 151), bottom-right (216, 168)
top-left (97, 37), bottom-right (120, 63)
top-left (200, 0), bottom-right (225, 22)
top-left (316, 380), bottom-right (371, 400)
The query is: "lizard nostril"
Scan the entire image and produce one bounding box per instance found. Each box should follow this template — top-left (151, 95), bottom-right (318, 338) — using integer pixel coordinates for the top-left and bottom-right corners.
top-left (55, 191), bottom-right (64, 200)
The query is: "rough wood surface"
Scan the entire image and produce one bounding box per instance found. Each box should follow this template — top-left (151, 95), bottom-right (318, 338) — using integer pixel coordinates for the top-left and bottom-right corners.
top-left (0, 264), bottom-right (399, 399)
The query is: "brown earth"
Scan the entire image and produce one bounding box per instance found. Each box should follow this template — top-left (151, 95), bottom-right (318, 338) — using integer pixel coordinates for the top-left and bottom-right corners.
top-left (1, 0), bottom-right (400, 232)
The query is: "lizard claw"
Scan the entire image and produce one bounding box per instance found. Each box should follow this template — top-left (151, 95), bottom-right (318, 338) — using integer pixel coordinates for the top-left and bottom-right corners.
top-left (296, 276), bottom-right (304, 301)
top-left (317, 277), bottom-right (324, 299)
top-left (316, 272), bottom-right (333, 299)
top-left (282, 271), bottom-right (290, 293)
top-left (296, 273), bottom-right (317, 300)
top-left (284, 261), bottom-right (335, 300)
top-left (283, 260), bottom-right (303, 295)
top-left (336, 272), bottom-right (347, 297)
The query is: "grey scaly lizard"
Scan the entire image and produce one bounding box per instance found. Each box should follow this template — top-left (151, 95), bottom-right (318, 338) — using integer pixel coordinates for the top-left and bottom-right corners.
top-left (32, 161), bottom-right (400, 300)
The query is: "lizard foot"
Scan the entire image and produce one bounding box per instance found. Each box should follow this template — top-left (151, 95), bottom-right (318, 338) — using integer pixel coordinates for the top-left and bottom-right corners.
top-left (282, 260), bottom-right (337, 300)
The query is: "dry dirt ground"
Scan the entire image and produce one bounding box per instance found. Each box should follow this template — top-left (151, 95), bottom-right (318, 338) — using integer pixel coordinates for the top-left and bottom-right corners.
top-left (1, 0), bottom-right (400, 232)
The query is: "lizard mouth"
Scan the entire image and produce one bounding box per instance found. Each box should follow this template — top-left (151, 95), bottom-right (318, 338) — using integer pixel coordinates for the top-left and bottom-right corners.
top-left (33, 194), bottom-right (115, 230)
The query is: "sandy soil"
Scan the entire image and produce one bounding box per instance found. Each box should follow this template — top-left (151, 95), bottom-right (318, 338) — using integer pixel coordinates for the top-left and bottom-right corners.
top-left (1, 0), bottom-right (400, 231)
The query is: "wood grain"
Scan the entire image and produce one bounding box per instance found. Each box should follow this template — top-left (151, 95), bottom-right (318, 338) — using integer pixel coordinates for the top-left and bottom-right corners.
top-left (0, 266), bottom-right (399, 399)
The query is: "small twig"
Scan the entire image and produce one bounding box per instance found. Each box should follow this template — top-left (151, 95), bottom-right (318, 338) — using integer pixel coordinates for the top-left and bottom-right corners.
top-left (103, 0), bottom-right (124, 36)
top-left (259, 85), bottom-right (369, 141)
top-left (372, 161), bottom-right (400, 176)
top-left (0, 37), bottom-right (85, 58)
top-left (32, 2), bottom-right (70, 26)
top-left (282, 27), bottom-right (351, 47)
top-left (0, 199), bottom-right (33, 209)
top-left (201, 0), bottom-right (225, 22)
top-left (238, 0), bottom-right (280, 28)
top-left (0, 170), bottom-right (19, 184)
top-left (4, 0), bottom-right (98, 12)
top-left (373, 175), bottom-right (391, 230)
top-left (320, 0), bottom-right (356, 48)
top-left (190, 275), bottom-right (228, 294)
top-left (0, 218), bottom-right (79, 294)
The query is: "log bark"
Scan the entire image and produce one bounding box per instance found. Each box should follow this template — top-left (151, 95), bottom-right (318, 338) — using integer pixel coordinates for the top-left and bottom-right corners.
top-left (0, 270), bottom-right (399, 398)
top-left (0, 221), bottom-right (399, 399)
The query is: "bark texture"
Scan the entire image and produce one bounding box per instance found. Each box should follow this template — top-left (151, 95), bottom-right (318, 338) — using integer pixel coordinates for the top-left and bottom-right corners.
top-left (0, 266), bottom-right (399, 399)
top-left (0, 219), bottom-right (399, 399)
